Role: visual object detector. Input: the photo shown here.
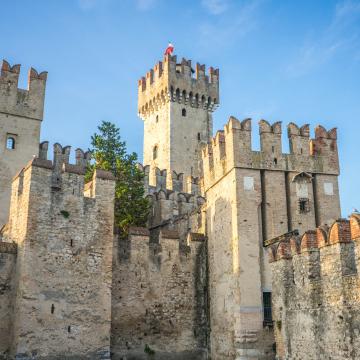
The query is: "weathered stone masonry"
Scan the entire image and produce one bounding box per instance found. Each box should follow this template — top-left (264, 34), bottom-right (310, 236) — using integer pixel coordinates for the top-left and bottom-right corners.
top-left (0, 143), bottom-right (115, 360)
top-left (0, 53), bottom-right (350, 360)
top-left (201, 117), bottom-right (341, 360)
top-left (268, 215), bottom-right (360, 360)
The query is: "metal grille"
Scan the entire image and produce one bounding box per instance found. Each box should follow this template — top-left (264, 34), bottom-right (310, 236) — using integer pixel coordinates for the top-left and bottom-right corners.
top-left (263, 292), bottom-right (273, 326)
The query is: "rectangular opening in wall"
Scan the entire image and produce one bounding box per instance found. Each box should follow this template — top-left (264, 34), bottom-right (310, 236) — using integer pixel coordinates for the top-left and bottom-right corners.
top-left (263, 292), bottom-right (273, 326)
top-left (298, 198), bottom-right (310, 214)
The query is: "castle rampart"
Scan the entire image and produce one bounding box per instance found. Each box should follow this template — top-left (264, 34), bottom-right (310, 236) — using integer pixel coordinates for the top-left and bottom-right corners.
top-left (138, 164), bottom-right (206, 242)
top-left (111, 226), bottom-right (208, 359)
top-left (1, 143), bottom-right (115, 359)
top-left (202, 117), bottom-right (339, 190)
top-left (268, 215), bottom-right (360, 360)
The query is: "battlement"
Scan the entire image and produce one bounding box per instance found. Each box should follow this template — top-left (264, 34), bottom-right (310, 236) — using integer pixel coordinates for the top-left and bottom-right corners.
top-left (113, 225), bottom-right (208, 357)
top-left (0, 59), bottom-right (47, 120)
top-left (138, 163), bottom-right (201, 195)
top-left (267, 215), bottom-right (359, 263)
top-left (138, 54), bottom-right (219, 119)
top-left (268, 215), bottom-right (360, 359)
top-left (202, 117), bottom-right (339, 190)
top-left (11, 142), bottom-right (113, 200)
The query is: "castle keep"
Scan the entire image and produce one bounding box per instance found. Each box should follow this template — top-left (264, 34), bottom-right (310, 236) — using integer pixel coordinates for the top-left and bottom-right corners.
top-left (138, 54), bottom-right (219, 178)
top-left (0, 53), bottom-right (355, 360)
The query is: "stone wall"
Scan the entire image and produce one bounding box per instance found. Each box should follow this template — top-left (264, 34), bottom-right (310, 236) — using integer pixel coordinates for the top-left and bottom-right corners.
top-left (0, 60), bottom-right (47, 227)
top-left (0, 242), bottom-right (17, 359)
top-left (111, 227), bottom-right (208, 359)
top-left (268, 214), bottom-right (360, 360)
top-left (4, 143), bottom-right (115, 359)
top-left (138, 164), bottom-right (206, 243)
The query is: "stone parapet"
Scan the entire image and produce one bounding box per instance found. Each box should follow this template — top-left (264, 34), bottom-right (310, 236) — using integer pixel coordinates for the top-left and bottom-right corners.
top-left (0, 59), bottom-right (47, 120)
top-left (138, 54), bottom-right (219, 119)
top-left (267, 214), bottom-right (360, 360)
top-left (202, 117), bottom-right (339, 191)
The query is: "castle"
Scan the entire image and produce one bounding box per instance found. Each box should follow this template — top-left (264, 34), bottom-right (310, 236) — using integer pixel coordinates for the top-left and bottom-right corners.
top-left (0, 53), bottom-right (353, 360)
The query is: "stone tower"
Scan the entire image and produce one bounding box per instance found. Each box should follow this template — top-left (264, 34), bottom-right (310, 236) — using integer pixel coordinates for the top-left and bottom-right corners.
top-left (202, 118), bottom-right (341, 359)
top-left (0, 60), bottom-right (47, 227)
top-left (138, 54), bottom-right (219, 179)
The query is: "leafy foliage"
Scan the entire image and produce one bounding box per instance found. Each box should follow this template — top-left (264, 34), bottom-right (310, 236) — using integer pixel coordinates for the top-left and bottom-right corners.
top-left (86, 121), bottom-right (149, 237)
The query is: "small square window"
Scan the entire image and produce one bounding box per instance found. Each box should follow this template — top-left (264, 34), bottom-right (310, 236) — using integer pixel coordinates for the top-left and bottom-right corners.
top-left (6, 136), bottom-right (16, 150)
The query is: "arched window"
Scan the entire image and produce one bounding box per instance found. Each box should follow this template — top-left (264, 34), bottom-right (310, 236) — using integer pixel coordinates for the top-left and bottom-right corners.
top-left (6, 137), bottom-right (15, 150)
top-left (153, 145), bottom-right (158, 160)
top-left (182, 108), bottom-right (186, 117)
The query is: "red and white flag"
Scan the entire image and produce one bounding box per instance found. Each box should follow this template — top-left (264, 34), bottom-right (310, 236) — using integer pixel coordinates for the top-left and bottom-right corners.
top-left (164, 43), bottom-right (174, 55)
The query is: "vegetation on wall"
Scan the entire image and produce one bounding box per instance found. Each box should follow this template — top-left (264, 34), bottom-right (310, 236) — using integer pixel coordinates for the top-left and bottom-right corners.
top-left (86, 121), bottom-right (149, 237)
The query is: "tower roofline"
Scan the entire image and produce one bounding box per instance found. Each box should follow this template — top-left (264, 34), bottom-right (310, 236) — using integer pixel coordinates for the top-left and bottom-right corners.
top-left (138, 54), bottom-right (219, 119)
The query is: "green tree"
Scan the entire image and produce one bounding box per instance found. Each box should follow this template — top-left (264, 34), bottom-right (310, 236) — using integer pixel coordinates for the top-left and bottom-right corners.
top-left (86, 121), bottom-right (149, 237)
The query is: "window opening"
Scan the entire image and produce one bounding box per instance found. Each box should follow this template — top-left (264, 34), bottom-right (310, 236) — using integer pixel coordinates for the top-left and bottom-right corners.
top-left (153, 145), bottom-right (158, 160)
top-left (6, 137), bottom-right (15, 150)
top-left (263, 292), bottom-right (273, 326)
top-left (182, 108), bottom-right (186, 117)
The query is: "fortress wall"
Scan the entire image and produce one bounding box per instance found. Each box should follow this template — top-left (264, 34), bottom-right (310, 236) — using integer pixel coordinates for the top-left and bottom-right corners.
top-left (138, 164), bottom-right (205, 243)
top-left (268, 215), bottom-right (360, 360)
top-left (0, 243), bottom-right (17, 358)
top-left (111, 228), bottom-right (208, 359)
top-left (5, 144), bottom-right (115, 360)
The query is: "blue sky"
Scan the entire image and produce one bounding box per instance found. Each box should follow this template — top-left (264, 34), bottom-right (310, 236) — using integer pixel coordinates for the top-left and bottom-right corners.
top-left (1, 0), bottom-right (359, 216)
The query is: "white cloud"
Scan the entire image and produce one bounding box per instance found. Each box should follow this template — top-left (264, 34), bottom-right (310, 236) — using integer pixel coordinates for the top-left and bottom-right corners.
top-left (198, 0), bottom-right (261, 48)
top-left (202, 0), bottom-right (229, 15)
top-left (334, 0), bottom-right (360, 21)
top-left (136, 0), bottom-right (157, 11)
top-left (78, 0), bottom-right (101, 10)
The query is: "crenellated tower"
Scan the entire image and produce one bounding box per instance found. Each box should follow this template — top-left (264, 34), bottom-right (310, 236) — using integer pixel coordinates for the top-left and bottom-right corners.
top-left (138, 54), bottom-right (219, 179)
top-left (201, 117), bottom-right (341, 359)
top-left (0, 59), bottom-right (47, 227)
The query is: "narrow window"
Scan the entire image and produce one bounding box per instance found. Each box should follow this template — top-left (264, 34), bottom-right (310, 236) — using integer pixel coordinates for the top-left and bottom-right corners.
top-left (271, 145), bottom-right (275, 153)
top-left (6, 137), bottom-right (15, 150)
top-left (156, 115), bottom-right (159, 123)
top-left (70, 239), bottom-right (73, 247)
top-left (68, 326), bottom-right (71, 333)
top-left (51, 304), bottom-right (55, 314)
top-left (299, 198), bottom-right (310, 214)
top-left (263, 292), bottom-right (273, 326)
top-left (182, 108), bottom-right (186, 117)
top-left (197, 133), bottom-right (201, 141)
top-left (273, 158), bottom-right (277, 165)
top-left (153, 145), bottom-right (158, 160)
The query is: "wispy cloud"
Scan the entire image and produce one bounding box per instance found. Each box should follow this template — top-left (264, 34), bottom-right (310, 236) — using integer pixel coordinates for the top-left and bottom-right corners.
top-left (136, 0), bottom-right (157, 11)
top-left (202, 0), bottom-right (229, 15)
top-left (286, 0), bottom-right (360, 77)
top-left (198, 0), bottom-right (262, 49)
top-left (334, 0), bottom-right (360, 22)
top-left (78, 0), bottom-right (102, 11)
